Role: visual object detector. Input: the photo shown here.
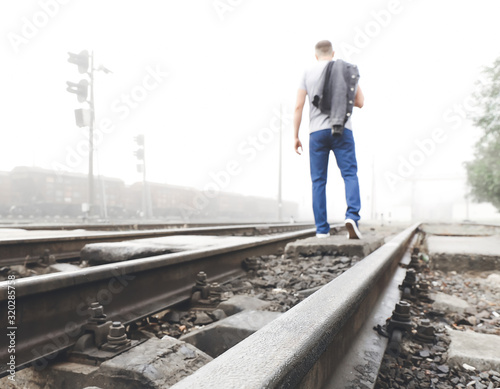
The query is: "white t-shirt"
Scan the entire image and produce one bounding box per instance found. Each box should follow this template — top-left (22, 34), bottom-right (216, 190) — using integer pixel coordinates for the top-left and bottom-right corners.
top-left (299, 60), bottom-right (353, 133)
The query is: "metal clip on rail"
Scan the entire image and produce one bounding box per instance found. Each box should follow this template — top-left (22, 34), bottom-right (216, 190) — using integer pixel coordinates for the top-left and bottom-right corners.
top-left (101, 321), bottom-right (131, 352)
top-left (414, 318), bottom-right (436, 344)
top-left (387, 300), bottom-right (413, 356)
top-left (415, 319), bottom-right (435, 343)
top-left (84, 302), bottom-right (112, 347)
top-left (38, 249), bottom-right (56, 267)
top-left (242, 256), bottom-right (262, 272)
top-left (70, 302), bottom-right (136, 365)
top-left (190, 271), bottom-right (225, 308)
top-left (408, 247), bottom-right (421, 270)
top-left (416, 280), bottom-right (433, 303)
top-left (400, 268), bottom-right (417, 301)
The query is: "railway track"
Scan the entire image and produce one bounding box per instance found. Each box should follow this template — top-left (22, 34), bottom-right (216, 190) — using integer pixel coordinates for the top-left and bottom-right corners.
top-left (0, 222), bottom-right (313, 267)
top-left (3, 222), bottom-right (492, 388)
top-left (0, 222), bottom-right (239, 232)
top-left (170, 223), bottom-right (420, 389)
top-left (0, 223), bottom-right (324, 378)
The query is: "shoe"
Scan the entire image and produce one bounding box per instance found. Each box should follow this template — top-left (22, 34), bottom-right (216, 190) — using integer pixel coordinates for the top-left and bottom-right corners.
top-left (345, 219), bottom-right (362, 239)
top-left (316, 232), bottom-right (330, 238)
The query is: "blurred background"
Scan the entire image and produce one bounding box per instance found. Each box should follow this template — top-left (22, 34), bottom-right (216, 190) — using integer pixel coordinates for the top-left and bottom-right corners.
top-left (1, 0), bottom-right (499, 224)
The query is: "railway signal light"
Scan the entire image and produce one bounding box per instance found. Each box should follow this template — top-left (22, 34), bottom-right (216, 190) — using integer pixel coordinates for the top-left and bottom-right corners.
top-left (134, 134), bottom-right (145, 160)
top-left (134, 148), bottom-right (145, 160)
top-left (74, 108), bottom-right (91, 128)
top-left (66, 79), bottom-right (89, 103)
top-left (67, 50), bottom-right (90, 74)
top-left (134, 135), bottom-right (145, 146)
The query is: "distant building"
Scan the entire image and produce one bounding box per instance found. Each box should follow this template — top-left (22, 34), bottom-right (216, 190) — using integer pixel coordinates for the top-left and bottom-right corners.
top-left (0, 167), bottom-right (298, 222)
top-left (7, 167), bottom-right (126, 218)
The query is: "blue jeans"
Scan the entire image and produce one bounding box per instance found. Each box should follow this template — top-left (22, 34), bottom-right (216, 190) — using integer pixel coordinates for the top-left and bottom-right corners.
top-left (309, 128), bottom-right (361, 234)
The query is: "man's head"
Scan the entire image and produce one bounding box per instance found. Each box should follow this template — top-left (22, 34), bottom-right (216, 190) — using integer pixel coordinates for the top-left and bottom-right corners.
top-left (315, 40), bottom-right (334, 60)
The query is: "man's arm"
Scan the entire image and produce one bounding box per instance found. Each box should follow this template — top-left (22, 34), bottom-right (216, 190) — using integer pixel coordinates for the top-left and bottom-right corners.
top-left (354, 85), bottom-right (364, 108)
top-left (294, 88), bottom-right (307, 155)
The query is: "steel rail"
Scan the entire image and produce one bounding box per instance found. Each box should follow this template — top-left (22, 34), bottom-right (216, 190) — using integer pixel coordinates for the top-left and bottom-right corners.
top-left (0, 222), bottom-right (313, 266)
top-left (0, 222), bottom-right (247, 232)
top-left (0, 225), bottom-right (336, 377)
top-left (170, 223), bottom-right (420, 389)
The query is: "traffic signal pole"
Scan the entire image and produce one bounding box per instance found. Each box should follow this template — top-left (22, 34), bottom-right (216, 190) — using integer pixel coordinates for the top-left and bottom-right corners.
top-left (142, 140), bottom-right (147, 218)
top-left (277, 104), bottom-right (283, 222)
top-left (133, 135), bottom-right (152, 218)
top-left (88, 51), bottom-right (95, 216)
top-left (67, 51), bottom-right (112, 219)
top-left (67, 49), bottom-right (98, 219)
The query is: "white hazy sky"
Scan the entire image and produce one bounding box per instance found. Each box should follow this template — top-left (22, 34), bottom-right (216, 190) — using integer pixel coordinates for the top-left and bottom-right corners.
top-left (1, 0), bottom-right (499, 221)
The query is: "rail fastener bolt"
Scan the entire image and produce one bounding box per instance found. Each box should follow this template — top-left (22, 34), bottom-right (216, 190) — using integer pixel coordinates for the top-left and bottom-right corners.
top-left (89, 302), bottom-right (107, 323)
top-left (192, 271), bottom-right (211, 302)
top-left (387, 300), bottom-right (414, 356)
top-left (414, 318), bottom-right (436, 343)
top-left (104, 321), bottom-right (131, 349)
top-left (401, 268), bottom-right (417, 301)
top-left (196, 271), bottom-right (208, 286)
top-left (416, 280), bottom-right (433, 303)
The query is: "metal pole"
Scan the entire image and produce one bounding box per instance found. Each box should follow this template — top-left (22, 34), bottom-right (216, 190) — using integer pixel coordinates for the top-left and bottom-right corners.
top-left (88, 51), bottom-right (95, 216)
top-left (371, 155), bottom-right (376, 220)
top-left (411, 178), bottom-right (415, 222)
top-left (142, 137), bottom-right (147, 218)
top-left (95, 149), bottom-right (108, 220)
top-left (278, 104), bottom-right (283, 222)
top-left (100, 174), bottom-right (108, 220)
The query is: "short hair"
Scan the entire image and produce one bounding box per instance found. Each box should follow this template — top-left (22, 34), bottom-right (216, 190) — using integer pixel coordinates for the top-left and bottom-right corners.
top-left (315, 40), bottom-right (333, 57)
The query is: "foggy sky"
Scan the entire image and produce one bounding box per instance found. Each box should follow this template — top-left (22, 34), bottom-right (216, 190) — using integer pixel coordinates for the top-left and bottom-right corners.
top-left (1, 0), bottom-right (499, 221)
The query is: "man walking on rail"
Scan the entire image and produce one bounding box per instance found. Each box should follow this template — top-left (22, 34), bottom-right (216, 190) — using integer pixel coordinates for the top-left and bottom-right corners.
top-left (293, 40), bottom-right (364, 239)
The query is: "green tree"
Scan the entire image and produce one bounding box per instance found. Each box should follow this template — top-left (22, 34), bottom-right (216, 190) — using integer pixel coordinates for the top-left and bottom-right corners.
top-left (465, 56), bottom-right (500, 211)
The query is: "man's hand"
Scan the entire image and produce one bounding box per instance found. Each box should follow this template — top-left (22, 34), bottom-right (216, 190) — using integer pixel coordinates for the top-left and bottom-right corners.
top-left (354, 85), bottom-right (364, 108)
top-left (294, 138), bottom-right (303, 155)
top-left (293, 89), bottom-right (307, 155)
